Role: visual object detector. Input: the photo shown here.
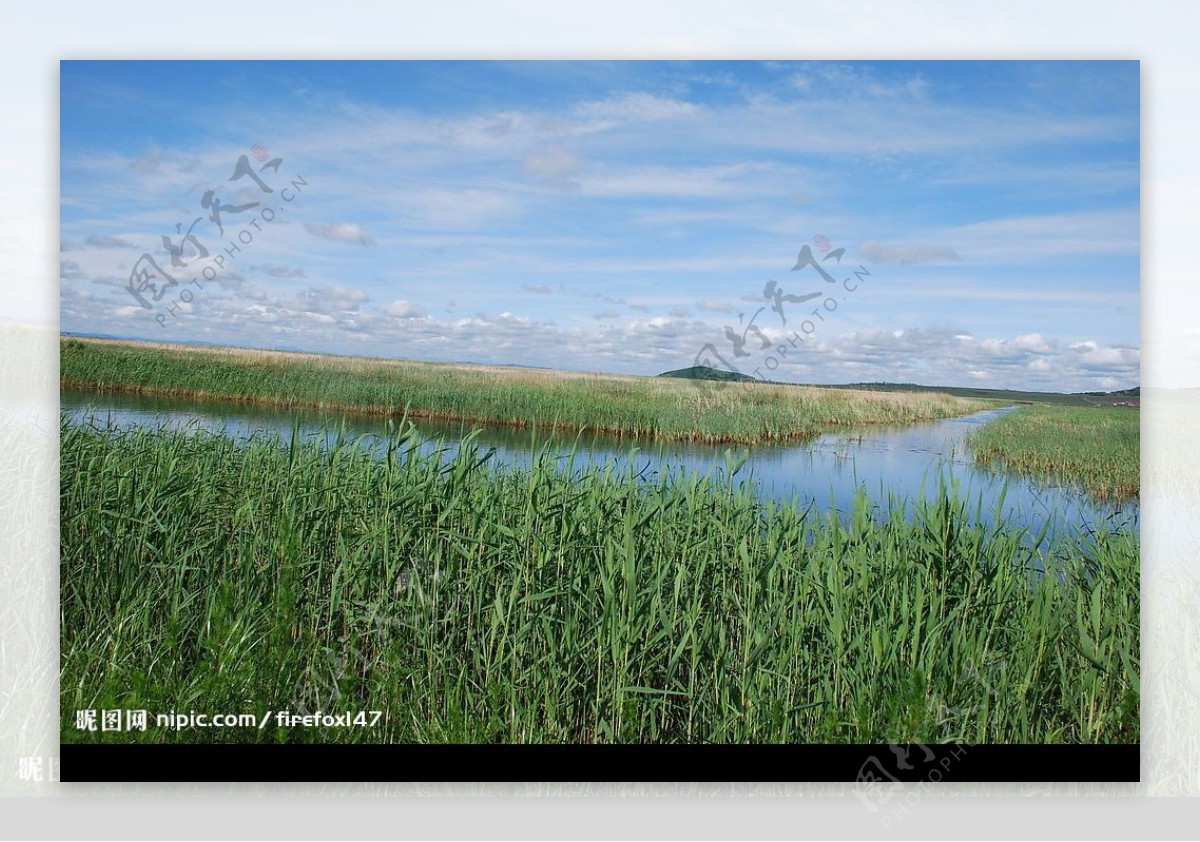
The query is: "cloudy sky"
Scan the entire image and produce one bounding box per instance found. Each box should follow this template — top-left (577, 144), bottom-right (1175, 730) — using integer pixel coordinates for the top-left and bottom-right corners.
top-left (59, 60), bottom-right (1139, 391)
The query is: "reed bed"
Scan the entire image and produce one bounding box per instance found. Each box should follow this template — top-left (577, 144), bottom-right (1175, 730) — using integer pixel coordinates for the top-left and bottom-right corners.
top-left (61, 419), bottom-right (1138, 744)
top-left (969, 406), bottom-right (1140, 501)
top-left (60, 338), bottom-right (987, 445)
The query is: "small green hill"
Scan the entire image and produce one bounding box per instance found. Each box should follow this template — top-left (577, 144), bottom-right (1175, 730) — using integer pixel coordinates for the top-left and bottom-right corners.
top-left (658, 365), bottom-right (757, 383)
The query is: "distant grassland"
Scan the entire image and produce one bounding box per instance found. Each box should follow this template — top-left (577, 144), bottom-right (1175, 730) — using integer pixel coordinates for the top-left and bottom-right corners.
top-left (61, 421), bottom-right (1139, 744)
top-left (818, 381), bottom-right (1138, 407)
top-left (969, 406), bottom-right (1140, 500)
top-left (60, 338), bottom-right (988, 444)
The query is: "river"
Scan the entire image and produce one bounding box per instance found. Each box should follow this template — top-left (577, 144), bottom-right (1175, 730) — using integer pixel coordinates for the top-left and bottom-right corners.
top-left (61, 388), bottom-right (1138, 540)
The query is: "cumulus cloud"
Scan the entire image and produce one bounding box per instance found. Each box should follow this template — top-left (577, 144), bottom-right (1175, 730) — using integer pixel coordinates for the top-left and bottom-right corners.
top-left (1010, 333), bottom-right (1056, 354)
top-left (58, 258), bottom-right (1139, 392)
top-left (204, 266), bottom-right (246, 290)
top-left (57, 65), bottom-right (1137, 390)
top-left (304, 222), bottom-right (375, 246)
top-left (1067, 340), bottom-right (1140, 372)
top-left (978, 334), bottom-right (1058, 362)
top-left (290, 284), bottom-right (368, 315)
top-left (814, 326), bottom-right (1137, 391)
top-left (382, 299), bottom-right (425, 319)
top-left (858, 240), bottom-right (962, 264)
top-left (84, 234), bottom-right (138, 249)
top-left (60, 259), bottom-right (87, 280)
top-left (250, 264), bottom-right (306, 279)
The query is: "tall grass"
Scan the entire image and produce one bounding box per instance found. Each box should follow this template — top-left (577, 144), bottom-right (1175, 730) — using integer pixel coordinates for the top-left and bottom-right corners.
top-left (61, 419), bottom-right (1139, 744)
top-left (969, 405), bottom-right (1140, 500)
top-left (60, 338), bottom-right (988, 445)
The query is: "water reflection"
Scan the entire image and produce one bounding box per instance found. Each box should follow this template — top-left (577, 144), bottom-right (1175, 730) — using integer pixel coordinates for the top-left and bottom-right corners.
top-left (61, 388), bottom-right (1138, 539)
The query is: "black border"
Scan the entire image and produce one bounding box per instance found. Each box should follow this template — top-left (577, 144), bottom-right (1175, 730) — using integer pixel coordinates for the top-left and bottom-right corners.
top-left (61, 743), bottom-right (1139, 783)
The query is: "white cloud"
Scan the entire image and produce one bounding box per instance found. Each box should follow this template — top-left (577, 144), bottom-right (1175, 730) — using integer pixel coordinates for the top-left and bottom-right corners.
top-left (801, 326), bottom-right (1137, 391)
top-left (575, 92), bottom-right (700, 123)
top-left (287, 284), bottom-right (368, 316)
top-left (941, 209), bottom-right (1138, 260)
top-left (523, 146), bottom-right (581, 191)
top-left (576, 161), bottom-right (785, 199)
top-left (304, 222), bottom-right (376, 246)
top-left (382, 299), bottom-right (424, 319)
top-left (130, 144), bottom-right (161, 175)
top-left (859, 240), bottom-right (962, 265)
top-left (406, 188), bottom-right (519, 229)
top-left (250, 263), bottom-right (306, 279)
top-left (83, 234), bottom-right (139, 249)
top-left (1068, 340), bottom-right (1140, 371)
top-left (60, 259), bottom-right (87, 280)
top-left (1012, 333), bottom-right (1056, 354)
top-left (56, 63), bottom-right (1138, 390)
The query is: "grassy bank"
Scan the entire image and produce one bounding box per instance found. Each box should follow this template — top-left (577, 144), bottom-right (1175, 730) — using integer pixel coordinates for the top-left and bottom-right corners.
top-left (61, 420), bottom-right (1139, 744)
top-left (969, 406), bottom-right (1140, 500)
top-left (60, 337), bottom-right (987, 445)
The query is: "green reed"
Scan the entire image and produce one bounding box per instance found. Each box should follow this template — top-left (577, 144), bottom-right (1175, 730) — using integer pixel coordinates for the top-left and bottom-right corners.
top-left (969, 405), bottom-right (1140, 500)
top-left (60, 338), bottom-right (987, 445)
top-left (60, 419), bottom-right (1138, 744)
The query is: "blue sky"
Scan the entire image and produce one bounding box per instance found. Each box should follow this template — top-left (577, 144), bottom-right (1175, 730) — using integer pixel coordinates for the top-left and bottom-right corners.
top-left (59, 60), bottom-right (1140, 391)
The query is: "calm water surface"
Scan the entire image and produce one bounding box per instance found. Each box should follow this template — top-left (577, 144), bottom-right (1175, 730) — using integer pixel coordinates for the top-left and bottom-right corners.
top-left (61, 389), bottom-right (1138, 539)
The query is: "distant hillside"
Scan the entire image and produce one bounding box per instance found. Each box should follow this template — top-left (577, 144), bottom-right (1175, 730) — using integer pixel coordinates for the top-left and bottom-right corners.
top-left (658, 365), bottom-right (757, 383)
top-left (828, 382), bottom-right (1139, 407)
top-left (656, 369), bottom-right (1140, 407)
top-left (1083, 387), bottom-right (1139, 398)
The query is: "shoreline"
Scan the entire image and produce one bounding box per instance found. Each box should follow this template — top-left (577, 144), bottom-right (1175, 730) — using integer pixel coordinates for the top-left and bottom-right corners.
top-left (61, 336), bottom-right (990, 446)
